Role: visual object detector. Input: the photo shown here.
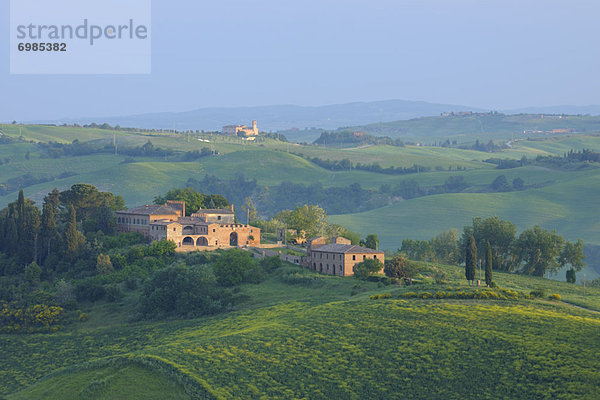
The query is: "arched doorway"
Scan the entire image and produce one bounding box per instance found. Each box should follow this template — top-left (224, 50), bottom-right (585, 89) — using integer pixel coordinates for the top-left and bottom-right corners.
top-left (196, 237), bottom-right (208, 246)
top-left (230, 232), bottom-right (238, 246)
top-left (182, 237), bottom-right (194, 246)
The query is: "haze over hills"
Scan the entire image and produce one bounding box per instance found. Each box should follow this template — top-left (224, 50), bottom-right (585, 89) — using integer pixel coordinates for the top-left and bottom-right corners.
top-left (26, 100), bottom-right (600, 143)
top-left (30, 100), bottom-right (486, 132)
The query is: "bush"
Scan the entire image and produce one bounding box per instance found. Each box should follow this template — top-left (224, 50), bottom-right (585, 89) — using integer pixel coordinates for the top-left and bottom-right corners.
top-left (24, 262), bottom-right (42, 285)
top-left (549, 293), bottom-right (562, 301)
top-left (530, 288), bottom-right (546, 298)
top-left (146, 239), bottom-right (177, 257)
top-left (105, 285), bottom-right (124, 302)
top-left (353, 259), bottom-right (384, 280)
top-left (212, 250), bottom-right (261, 287)
top-left (96, 254), bottom-right (114, 275)
top-left (0, 302), bottom-right (65, 333)
top-left (384, 254), bottom-right (414, 279)
top-left (55, 279), bottom-right (76, 308)
top-left (75, 281), bottom-right (106, 302)
top-left (124, 277), bottom-right (138, 290)
top-left (260, 256), bottom-right (283, 272)
top-left (369, 293), bottom-right (392, 300)
top-left (138, 264), bottom-right (230, 319)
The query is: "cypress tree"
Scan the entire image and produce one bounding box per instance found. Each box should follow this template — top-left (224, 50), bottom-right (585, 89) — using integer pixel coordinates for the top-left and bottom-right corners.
top-left (465, 235), bottom-right (477, 284)
top-left (40, 202), bottom-right (57, 262)
top-left (485, 240), bottom-right (493, 287)
top-left (65, 205), bottom-right (83, 261)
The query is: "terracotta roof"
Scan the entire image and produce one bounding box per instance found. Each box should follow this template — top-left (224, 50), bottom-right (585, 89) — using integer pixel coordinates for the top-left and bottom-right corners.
top-left (194, 209), bottom-right (234, 215)
top-left (118, 204), bottom-right (179, 216)
top-left (312, 244), bottom-right (383, 254)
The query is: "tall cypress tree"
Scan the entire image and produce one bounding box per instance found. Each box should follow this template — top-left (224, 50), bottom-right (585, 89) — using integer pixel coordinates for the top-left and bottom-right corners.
top-left (465, 235), bottom-right (477, 284)
top-left (65, 205), bottom-right (83, 261)
top-left (485, 240), bottom-right (493, 287)
top-left (40, 202), bottom-right (57, 262)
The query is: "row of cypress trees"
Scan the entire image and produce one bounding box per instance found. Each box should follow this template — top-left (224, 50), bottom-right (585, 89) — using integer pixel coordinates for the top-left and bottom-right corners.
top-left (465, 235), bottom-right (493, 287)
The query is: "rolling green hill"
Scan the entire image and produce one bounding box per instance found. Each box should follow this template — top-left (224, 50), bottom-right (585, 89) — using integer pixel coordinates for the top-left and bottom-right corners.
top-left (342, 113), bottom-right (600, 142)
top-left (2, 263), bottom-right (600, 399)
top-left (2, 124), bottom-right (600, 267)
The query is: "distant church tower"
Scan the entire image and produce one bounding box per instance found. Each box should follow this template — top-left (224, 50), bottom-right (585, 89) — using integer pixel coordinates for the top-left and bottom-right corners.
top-left (252, 120), bottom-right (258, 135)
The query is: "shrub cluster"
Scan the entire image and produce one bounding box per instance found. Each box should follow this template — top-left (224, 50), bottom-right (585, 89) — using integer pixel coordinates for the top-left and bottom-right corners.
top-left (0, 302), bottom-right (64, 333)
top-left (375, 288), bottom-right (527, 301)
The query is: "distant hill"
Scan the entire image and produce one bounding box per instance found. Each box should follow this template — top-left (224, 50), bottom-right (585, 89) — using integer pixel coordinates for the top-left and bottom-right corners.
top-left (505, 105), bottom-right (600, 115)
top-left (339, 112), bottom-right (600, 143)
top-left (33, 100), bottom-right (485, 135)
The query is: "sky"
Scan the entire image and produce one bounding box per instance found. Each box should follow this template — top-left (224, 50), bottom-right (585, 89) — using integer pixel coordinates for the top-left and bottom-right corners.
top-left (2, 0), bottom-right (600, 121)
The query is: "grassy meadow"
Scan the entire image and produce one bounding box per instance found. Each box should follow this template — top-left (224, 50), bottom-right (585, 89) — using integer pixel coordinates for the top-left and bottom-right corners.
top-left (2, 125), bottom-right (600, 251)
top-left (2, 262), bottom-right (600, 399)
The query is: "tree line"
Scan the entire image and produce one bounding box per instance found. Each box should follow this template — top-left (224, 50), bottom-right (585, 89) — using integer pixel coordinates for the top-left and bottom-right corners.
top-left (399, 216), bottom-right (585, 282)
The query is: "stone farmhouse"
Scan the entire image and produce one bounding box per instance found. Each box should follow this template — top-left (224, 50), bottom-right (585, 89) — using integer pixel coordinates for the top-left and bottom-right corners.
top-left (116, 200), bottom-right (260, 251)
top-left (222, 120), bottom-right (259, 137)
top-left (304, 236), bottom-right (384, 277)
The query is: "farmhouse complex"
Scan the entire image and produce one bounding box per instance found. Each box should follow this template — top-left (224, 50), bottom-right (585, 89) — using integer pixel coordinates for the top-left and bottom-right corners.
top-left (116, 200), bottom-right (260, 250)
top-left (304, 236), bottom-right (384, 277)
top-left (116, 199), bottom-right (382, 277)
top-left (222, 120), bottom-right (259, 137)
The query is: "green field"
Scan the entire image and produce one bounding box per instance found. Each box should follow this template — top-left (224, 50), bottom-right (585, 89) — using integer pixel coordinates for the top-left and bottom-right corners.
top-left (2, 127), bottom-right (600, 248)
top-left (2, 262), bottom-right (600, 399)
top-left (344, 113), bottom-right (600, 142)
top-left (2, 124), bottom-right (600, 271)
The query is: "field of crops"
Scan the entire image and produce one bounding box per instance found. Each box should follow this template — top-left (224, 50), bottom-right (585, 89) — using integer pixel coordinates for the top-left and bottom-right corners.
top-left (2, 296), bottom-right (599, 399)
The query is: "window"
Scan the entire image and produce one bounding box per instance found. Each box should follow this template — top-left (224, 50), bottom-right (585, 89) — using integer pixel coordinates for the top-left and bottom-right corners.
top-left (363, 255), bottom-right (366, 260)
top-left (352, 255), bottom-right (356, 261)
top-left (213, 229), bottom-right (216, 232)
top-left (218, 216), bottom-right (221, 220)
top-left (374, 255), bottom-right (377, 259)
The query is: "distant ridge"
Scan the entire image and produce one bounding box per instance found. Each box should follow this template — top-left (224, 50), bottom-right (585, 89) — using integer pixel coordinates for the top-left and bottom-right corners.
top-left (34, 100), bottom-right (486, 132)
top-left (504, 105), bottom-right (600, 116)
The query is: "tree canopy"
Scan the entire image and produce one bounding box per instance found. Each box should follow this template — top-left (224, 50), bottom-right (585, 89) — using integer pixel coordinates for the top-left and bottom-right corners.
top-left (154, 188), bottom-right (229, 216)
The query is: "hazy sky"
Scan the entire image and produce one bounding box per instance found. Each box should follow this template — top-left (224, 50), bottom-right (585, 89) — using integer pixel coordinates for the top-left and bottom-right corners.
top-left (2, 0), bottom-right (600, 121)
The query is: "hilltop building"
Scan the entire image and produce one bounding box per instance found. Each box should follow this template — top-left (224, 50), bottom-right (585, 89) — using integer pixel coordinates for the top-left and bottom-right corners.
top-left (222, 120), bottom-right (259, 137)
top-left (116, 201), bottom-right (260, 250)
top-left (303, 236), bottom-right (384, 277)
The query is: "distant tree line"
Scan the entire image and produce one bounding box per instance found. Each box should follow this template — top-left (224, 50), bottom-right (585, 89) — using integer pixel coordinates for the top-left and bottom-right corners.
top-left (36, 139), bottom-right (216, 160)
top-left (535, 148), bottom-right (600, 166)
top-left (398, 216), bottom-right (586, 282)
top-left (0, 172), bottom-right (76, 196)
top-left (313, 130), bottom-right (405, 147)
top-left (184, 173), bottom-right (531, 219)
top-left (302, 155), bottom-right (432, 175)
top-left (186, 174), bottom-right (387, 217)
top-left (459, 139), bottom-right (507, 153)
